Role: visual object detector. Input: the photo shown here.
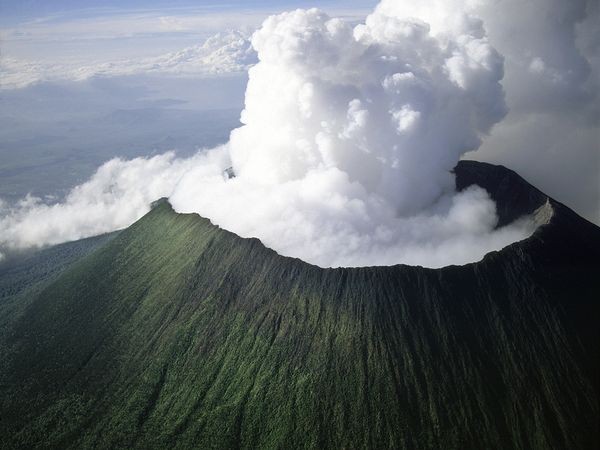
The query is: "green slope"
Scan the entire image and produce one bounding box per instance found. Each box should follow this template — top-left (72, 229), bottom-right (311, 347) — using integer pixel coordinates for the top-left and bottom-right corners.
top-left (0, 162), bottom-right (598, 449)
top-left (0, 232), bottom-right (118, 338)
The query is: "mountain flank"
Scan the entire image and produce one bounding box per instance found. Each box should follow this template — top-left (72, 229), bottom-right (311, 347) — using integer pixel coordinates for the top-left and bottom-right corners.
top-left (0, 161), bottom-right (598, 449)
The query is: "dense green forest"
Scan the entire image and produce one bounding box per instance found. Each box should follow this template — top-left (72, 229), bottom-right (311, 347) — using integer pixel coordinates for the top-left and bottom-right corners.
top-left (0, 162), bottom-right (598, 449)
top-left (0, 232), bottom-right (118, 340)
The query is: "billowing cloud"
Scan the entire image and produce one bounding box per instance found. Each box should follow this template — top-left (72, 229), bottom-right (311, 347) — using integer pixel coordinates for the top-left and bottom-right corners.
top-left (0, 4), bottom-right (537, 268)
top-left (169, 7), bottom-right (532, 267)
top-left (4, 0), bottom-right (596, 223)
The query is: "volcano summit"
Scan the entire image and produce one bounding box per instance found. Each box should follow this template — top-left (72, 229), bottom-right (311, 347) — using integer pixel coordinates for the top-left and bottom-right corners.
top-left (0, 1), bottom-right (598, 448)
top-left (0, 161), bottom-right (598, 449)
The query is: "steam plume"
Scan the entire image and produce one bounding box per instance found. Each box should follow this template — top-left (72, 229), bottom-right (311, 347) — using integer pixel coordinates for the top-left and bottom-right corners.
top-left (169, 5), bottom-right (532, 267)
top-left (1, 2), bottom-right (539, 267)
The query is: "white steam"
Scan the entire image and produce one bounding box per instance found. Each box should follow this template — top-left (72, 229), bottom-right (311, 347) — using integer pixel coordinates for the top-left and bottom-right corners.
top-left (228, 7), bottom-right (507, 215)
top-left (170, 6), bottom-right (532, 267)
top-left (0, 3), bottom-right (538, 268)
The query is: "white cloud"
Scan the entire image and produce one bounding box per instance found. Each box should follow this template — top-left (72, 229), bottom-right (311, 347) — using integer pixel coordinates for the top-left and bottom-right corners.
top-left (1, 4), bottom-right (536, 268)
top-left (0, 152), bottom-right (204, 250)
top-left (372, 0), bottom-right (599, 223)
top-left (0, 30), bottom-right (257, 89)
top-left (3, 0), bottom-right (596, 265)
top-left (168, 6), bottom-right (532, 267)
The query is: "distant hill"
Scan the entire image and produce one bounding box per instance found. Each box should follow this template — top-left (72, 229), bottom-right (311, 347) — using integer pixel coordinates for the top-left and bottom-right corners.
top-left (0, 161), bottom-right (598, 449)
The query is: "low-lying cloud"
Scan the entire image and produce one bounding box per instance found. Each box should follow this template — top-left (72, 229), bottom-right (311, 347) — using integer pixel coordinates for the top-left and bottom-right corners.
top-left (0, 153), bottom-right (199, 251)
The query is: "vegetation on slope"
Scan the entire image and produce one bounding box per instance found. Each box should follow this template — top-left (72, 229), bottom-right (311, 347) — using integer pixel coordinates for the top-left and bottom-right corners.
top-left (0, 233), bottom-right (118, 339)
top-left (0, 162), bottom-right (598, 449)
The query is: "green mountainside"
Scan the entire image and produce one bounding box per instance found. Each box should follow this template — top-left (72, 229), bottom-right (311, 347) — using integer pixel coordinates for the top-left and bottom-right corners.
top-left (0, 232), bottom-right (118, 341)
top-left (0, 161), bottom-right (598, 449)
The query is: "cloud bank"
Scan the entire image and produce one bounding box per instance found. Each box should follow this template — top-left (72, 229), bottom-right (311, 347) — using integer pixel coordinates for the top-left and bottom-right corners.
top-left (0, 153), bottom-right (199, 250)
top-left (0, 30), bottom-right (256, 89)
top-left (0, 3), bottom-right (538, 268)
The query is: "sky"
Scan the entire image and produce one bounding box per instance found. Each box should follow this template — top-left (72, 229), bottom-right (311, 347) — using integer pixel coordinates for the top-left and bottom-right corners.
top-left (0, 0), bottom-right (598, 266)
top-left (0, 1), bottom-right (375, 79)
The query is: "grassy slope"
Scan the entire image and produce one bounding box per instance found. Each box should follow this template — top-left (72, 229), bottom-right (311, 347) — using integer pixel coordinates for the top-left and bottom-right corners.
top-left (0, 181), bottom-right (599, 449)
top-left (0, 233), bottom-right (118, 339)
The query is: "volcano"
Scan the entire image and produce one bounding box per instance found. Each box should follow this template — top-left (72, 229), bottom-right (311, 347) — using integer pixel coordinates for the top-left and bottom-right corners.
top-left (0, 161), bottom-right (598, 449)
